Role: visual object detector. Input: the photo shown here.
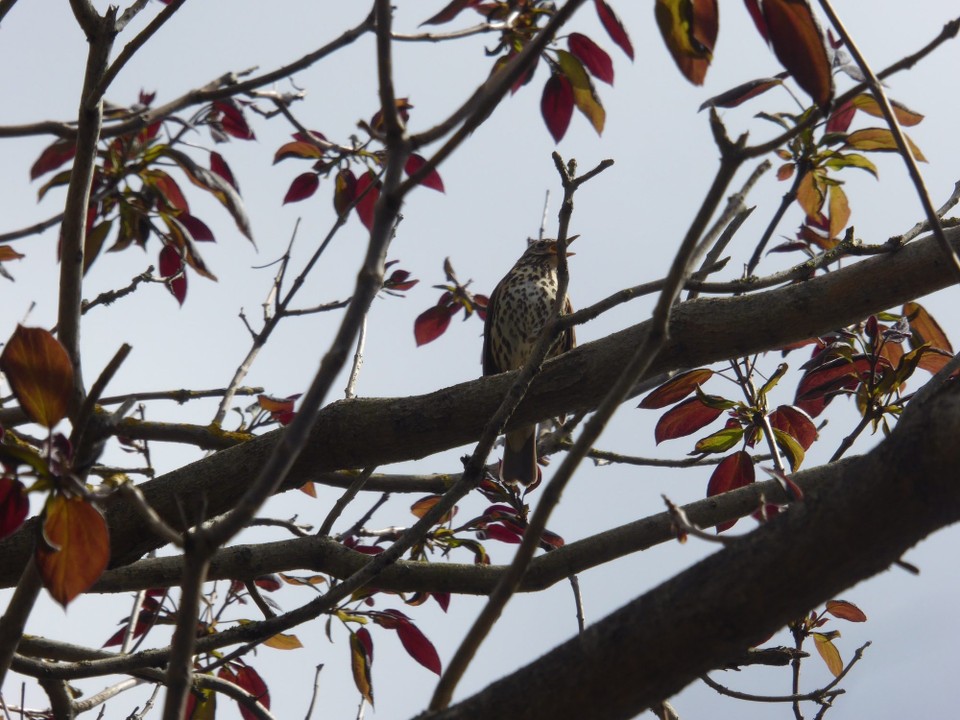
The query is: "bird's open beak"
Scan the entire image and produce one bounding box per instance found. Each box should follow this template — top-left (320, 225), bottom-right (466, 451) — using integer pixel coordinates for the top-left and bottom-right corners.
top-left (553, 235), bottom-right (578, 256)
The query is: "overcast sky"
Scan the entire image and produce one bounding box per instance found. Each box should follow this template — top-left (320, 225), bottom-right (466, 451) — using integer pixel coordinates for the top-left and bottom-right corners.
top-left (1, 2), bottom-right (960, 718)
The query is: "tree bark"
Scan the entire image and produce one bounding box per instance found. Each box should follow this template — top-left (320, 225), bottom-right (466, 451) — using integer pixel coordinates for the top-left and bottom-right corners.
top-left (0, 228), bottom-right (957, 581)
top-left (415, 380), bottom-right (960, 720)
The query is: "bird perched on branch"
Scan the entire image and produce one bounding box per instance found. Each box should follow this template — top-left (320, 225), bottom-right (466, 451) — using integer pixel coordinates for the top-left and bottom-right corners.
top-left (482, 237), bottom-right (577, 485)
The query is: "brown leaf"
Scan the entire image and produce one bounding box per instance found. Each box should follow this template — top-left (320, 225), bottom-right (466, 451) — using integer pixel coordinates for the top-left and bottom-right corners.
top-left (36, 495), bottom-right (110, 607)
top-left (654, 0), bottom-right (717, 85)
top-left (0, 325), bottom-right (74, 428)
top-left (904, 301), bottom-right (953, 372)
top-left (761, 0), bottom-right (833, 109)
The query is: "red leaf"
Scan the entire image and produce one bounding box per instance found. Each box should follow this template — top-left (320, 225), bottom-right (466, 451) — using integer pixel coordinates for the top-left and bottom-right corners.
top-left (594, 0), bottom-right (634, 59)
top-left (794, 355), bottom-right (876, 407)
top-left (768, 405), bottom-right (818, 450)
top-left (169, 275), bottom-right (187, 306)
top-left (743, 0), bottom-right (768, 41)
top-left (234, 666), bottom-right (270, 719)
top-left (380, 610), bottom-right (442, 675)
top-left (541, 73), bottom-right (574, 143)
top-left (699, 77), bottom-right (784, 111)
top-left (147, 170), bottom-right (189, 213)
top-left (213, 100), bottom-right (255, 140)
top-left (334, 168), bottom-right (357, 216)
top-left (639, 368), bottom-right (714, 409)
top-left (158, 244), bottom-right (182, 278)
top-left (761, 0), bottom-right (833, 109)
top-left (283, 173), bottom-right (319, 205)
top-left (355, 171), bottom-right (381, 231)
top-left (0, 477), bottom-right (28, 540)
top-left (0, 325), bottom-right (74, 429)
top-left (826, 99), bottom-right (856, 133)
top-left (30, 139), bottom-right (77, 180)
top-left (432, 592), bottom-right (450, 612)
top-left (210, 152), bottom-right (238, 191)
top-left (414, 305), bottom-right (454, 346)
top-left (539, 528), bottom-right (565, 550)
top-left (404, 154), bottom-right (445, 192)
top-left (654, 396), bottom-right (723, 444)
top-left (482, 523), bottom-right (523, 544)
top-left (707, 451), bottom-right (755, 531)
top-left (568, 33), bottom-right (614, 85)
top-left (177, 213), bottom-right (215, 242)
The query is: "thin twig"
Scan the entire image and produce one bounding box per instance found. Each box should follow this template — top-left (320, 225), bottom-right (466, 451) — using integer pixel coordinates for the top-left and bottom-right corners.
top-left (817, 0), bottom-right (960, 285)
top-left (344, 317), bottom-right (367, 399)
top-left (318, 467), bottom-right (376, 537)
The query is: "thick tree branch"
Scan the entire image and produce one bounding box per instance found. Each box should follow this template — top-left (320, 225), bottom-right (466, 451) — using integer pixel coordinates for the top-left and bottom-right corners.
top-left (414, 383), bottom-right (960, 720)
top-left (0, 228), bottom-right (959, 579)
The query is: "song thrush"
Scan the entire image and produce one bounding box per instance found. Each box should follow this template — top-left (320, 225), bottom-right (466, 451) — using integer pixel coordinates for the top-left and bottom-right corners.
top-left (482, 238), bottom-right (576, 485)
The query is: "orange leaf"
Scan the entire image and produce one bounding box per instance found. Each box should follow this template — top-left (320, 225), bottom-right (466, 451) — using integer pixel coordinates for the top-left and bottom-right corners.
top-left (0, 325), bottom-right (74, 428)
top-left (904, 302), bottom-right (953, 373)
top-left (410, 495), bottom-right (456, 525)
top-left (825, 599), bottom-right (867, 622)
top-left (36, 495), bottom-right (110, 606)
top-left (851, 94), bottom-right (924, 126)
top-left (639, 368), bottom-right (714, 409)
top-left (0, 246), bottom-right (25, 262)
top-left (761, 0), bottom-right (833, 109)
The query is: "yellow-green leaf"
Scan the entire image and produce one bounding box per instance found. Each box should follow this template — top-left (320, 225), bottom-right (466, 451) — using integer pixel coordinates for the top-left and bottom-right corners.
top-left (556, 50), bottom-right (605, 135)
top-left (813, 631), bottom-right (844, 677)
top-left (844, 128), bottom-right (926, 162)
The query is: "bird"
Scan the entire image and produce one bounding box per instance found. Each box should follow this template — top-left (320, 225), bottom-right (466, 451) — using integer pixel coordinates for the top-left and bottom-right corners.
top-left (482, 237), bottom-right (577, 485)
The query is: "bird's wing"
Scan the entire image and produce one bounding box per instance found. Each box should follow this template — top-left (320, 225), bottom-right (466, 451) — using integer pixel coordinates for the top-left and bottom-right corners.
top-left (482, 280), bottom-right (501, 375)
